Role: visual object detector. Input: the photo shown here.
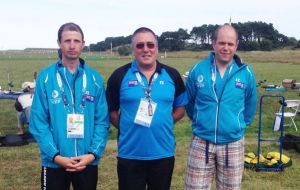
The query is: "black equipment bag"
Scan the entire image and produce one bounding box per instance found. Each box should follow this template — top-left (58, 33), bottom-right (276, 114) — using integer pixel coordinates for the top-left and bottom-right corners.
top-left (0, 134), bottom-right (28, 147)
top-left (15, 98), bottom-right (23, 112)
top-left (283, 134), bottom-right (300, 152)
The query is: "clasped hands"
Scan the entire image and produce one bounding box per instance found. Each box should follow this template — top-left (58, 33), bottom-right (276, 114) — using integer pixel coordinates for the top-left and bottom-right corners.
top-left (54, 154), bottom-right (95, 172)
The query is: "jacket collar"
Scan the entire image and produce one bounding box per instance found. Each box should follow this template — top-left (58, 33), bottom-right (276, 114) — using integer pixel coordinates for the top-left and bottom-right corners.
top-left (56, 58), bottom-right (85, 75)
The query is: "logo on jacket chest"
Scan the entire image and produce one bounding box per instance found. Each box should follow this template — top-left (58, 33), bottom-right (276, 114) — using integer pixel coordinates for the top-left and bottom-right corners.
top-left (196, 75), bottom-right (205, 88)
top-left (52, 90), bottom-right (59, 98)
top-left (50, 90), bottom-right (61, 104)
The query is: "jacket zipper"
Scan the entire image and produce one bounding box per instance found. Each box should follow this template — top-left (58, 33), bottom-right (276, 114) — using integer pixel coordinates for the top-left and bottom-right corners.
top-left (212, 81), bottom-right (219, 144)
top-left (64, 68), bottom-right (78, 157)
top-left (213, 65), bottom-right (246, 144)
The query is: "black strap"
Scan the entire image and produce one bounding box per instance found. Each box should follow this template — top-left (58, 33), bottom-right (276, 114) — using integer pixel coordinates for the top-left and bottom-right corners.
top-left (205, 140), bottom-right (209, 164)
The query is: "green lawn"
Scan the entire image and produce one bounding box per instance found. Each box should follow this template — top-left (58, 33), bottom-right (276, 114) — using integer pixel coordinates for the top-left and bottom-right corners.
top-left (0, 50), bottom-right (300, 189)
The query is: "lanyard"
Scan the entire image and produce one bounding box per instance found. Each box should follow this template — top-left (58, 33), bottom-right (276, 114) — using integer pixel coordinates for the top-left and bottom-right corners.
top-left (211, 59), bottom-right (234, 82)
top-left (212, 59), bottom-right (235, 101)
top-left (56, 68), bottom-right (87, 113)
top-left (135, 72), bottom-right (158, 99)
top-left (135, 72), bottom-right (158, 116)
top-left (211, 62), bottom-right (217, 83)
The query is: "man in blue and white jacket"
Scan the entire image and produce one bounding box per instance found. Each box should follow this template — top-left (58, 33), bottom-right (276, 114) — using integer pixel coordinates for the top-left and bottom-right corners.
top-left (185, 24), bottom-right (257, 190)
top-left (30, 23), bottom-right (109, 190)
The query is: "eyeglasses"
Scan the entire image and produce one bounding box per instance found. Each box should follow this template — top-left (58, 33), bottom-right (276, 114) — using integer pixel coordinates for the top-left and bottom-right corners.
top-left (135, 42), bottom-right (155, 49)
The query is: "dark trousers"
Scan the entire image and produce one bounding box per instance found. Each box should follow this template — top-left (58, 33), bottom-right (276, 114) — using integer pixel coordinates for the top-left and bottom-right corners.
top-left (118, 156), bottom-right (175, 190)
top-left (41, 165), bottom-right (98, 190)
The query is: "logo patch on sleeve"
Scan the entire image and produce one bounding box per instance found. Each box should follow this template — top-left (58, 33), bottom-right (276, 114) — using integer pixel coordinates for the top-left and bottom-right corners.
top-left (128, 80), bottom-right (138, 87)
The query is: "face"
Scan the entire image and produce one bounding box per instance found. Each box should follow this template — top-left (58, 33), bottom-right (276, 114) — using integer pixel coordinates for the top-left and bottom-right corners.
top-left (212, 26), bottom-right (238, 65)
top-left (58, 30), bottom-right (85, 61)
top-left (132, 32), bottom-right (158, 67)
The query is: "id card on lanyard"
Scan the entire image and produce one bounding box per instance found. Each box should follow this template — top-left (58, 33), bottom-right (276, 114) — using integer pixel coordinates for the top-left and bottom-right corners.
top-left (133, 72), bottom-right (158, 128)
top-left (67, 114), bottom-right (84, 138)
top-left (56, 67), bottom-right (87, 138)
top-left (134, 98), bottom-right (157, 127)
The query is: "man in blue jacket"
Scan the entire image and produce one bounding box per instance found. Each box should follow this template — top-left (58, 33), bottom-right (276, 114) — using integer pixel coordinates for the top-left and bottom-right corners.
top-left (30, 22), bottom-right (109, 190)
top-left (184, 24), bottom-right (257, 190)
top-left (106, 27), bottom-right (188, 190)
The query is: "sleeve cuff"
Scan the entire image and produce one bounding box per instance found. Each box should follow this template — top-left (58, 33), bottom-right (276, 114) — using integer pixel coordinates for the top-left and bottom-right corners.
top-left (52, 152), bottom-right (60, 162)
top-left (88, 152), bottom-right (97, 159)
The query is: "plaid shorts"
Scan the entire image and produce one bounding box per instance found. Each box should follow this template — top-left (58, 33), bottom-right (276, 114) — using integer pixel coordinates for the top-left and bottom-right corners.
top-left (185, 136), bottom-right (244, 190)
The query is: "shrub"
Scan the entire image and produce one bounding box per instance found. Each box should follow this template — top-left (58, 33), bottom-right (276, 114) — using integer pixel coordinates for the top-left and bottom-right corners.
top-left (117, 45), bottom-right (131, 56)
top-left (260, 39), bottom-right (273, 51)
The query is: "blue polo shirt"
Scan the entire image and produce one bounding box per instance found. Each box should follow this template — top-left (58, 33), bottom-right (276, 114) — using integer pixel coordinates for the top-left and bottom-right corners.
top-left (106, 60), bottom-right (188, 160)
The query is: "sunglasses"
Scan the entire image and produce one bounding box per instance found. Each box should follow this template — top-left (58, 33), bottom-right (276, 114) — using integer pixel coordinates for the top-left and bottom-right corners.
top-left (136, 42), bottom-right (156, 49)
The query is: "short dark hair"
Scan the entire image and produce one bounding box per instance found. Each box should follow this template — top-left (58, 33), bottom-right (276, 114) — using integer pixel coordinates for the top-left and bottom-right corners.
top-left (57, 22), bottom-right (84, 43)
top-left (212, 24), bottom-right (238, 42)
top-left (131, 27), bottom-right (158, 45)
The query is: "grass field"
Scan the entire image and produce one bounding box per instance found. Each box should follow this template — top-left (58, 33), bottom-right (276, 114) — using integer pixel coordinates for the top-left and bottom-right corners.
top-left (0, 50), bottom-right (300, 190)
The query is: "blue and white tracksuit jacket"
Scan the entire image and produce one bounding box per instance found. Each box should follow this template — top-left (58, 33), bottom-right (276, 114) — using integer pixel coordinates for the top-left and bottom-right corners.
top-left (30, 59), bottom-right (110, 168)
top-left (186, 52), bottom-right (257, 145)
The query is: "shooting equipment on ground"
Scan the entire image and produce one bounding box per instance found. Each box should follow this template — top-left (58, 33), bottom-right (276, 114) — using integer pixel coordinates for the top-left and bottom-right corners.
top-left (292, 83), bottom-right (300, 90)
top-left (282, 79), bottom-right (296, 88)
top-left (258, 80), bottom-right (281, 90)
top-left (257, 79), bottom-right (267, 87)
top-left (259, 79), bottom-right (300, 92)
top-left (281, 79), bottom-right (300, 96)
top-left (282, 79), bottom-right (300, 90)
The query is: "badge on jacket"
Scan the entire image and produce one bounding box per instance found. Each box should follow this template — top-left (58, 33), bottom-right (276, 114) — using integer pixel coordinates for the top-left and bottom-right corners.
top-left (235, 81), bottom-right (244, 89)
top-left (128, 80), bottom-right (138, 87)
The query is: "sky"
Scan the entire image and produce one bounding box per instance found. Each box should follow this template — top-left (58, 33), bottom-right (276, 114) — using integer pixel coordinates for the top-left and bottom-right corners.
top-left (1, 0), bottom-right (299, 50)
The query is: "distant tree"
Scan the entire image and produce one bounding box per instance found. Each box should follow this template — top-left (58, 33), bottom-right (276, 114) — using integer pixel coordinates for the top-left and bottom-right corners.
top-left (260, 39), bottom-right (273, 51)
top-left (233, 21), bottom-right (292, 51)
top-left (189, 24), bottom-right (218, 50)
top-left (89, 35), bottom-right (131, 52)
top-left (287, 37), bottom-right (298, 46)
top-left (104, 36), bottom-right (130, 49)
top-left (206, 24), bottom-right (218, 43)
top-left (159, 28), bottom-right (190, 51)
top-left (117, 45), bottom-right (131, 56)
top-left (88, 21), bottom-right (295, 52)
top-left (190, 25), bottom-right (207, 44)
top-left (239, 41), bottom-right (260, 51)
top-left (296, 40), bottom-right (300, 48)
top-left (83, 46), bottom-right (89, 52)
top-left (236, 22), bottom-right (253, 42)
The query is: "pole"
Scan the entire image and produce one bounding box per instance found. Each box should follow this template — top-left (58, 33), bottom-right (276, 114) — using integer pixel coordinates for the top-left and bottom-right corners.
top-left (110, 42), bottom-right (112, 56)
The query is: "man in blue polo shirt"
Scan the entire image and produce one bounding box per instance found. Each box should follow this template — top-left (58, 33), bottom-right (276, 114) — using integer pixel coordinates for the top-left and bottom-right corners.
top-left (106, 27), bottom-right (188, 190)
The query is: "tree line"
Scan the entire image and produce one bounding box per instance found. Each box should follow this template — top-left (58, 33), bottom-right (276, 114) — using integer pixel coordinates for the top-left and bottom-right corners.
top-left (87, 21), bottom-right (300, 55)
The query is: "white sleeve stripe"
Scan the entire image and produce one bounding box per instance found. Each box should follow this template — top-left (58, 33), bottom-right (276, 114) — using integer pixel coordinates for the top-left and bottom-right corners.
top-left (246, 66), bottom-right (253, 77)
top-left (44, 74), bottom-right (48, 83)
